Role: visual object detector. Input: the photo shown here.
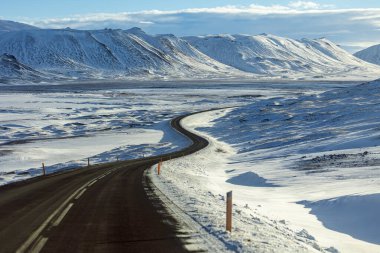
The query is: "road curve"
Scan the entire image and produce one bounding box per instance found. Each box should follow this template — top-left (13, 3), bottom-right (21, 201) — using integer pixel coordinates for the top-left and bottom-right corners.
top-left (0, 110), bottom-right (211, 253)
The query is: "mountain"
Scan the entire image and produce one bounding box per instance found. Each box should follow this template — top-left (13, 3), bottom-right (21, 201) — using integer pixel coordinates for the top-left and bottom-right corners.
top-left (184, 34), bottom-right (380, 79)
top-left (0, 53), bottom-right (55, 83)
top-left (0, 27), bottom-right (379, 83)
top-left (354, 44), bottom-right (380, 65)
top-left (0, 20), bottom-right (38, 32)
top-left (0, 28), bottom-right (242, 80)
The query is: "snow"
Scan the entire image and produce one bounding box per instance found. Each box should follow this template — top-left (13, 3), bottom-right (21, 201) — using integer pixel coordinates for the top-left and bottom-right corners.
top-left (0, 53), bottom-right (55, 83)
top-left (2, 80), bottom-right (380, 252)
top-left (0, 28), bottom-right (243, 82)
top-left (150, 109), bottom-right (327, 252)
top-left (0, 20), bottom-right (38, 32)
top-left (354, 44), bottom-right (380, 66)
top-left (0, 27), bottom-right (379, 83)
top-left (184, 34), bottom-right (380, 80)
top-left (226, 171), bottom-right (279, 187)
top-left (301, 194), bottom-right (380, 245)
top-left (150, 80), bottom-right (380, 252)
top-left (1, 84), bottom-right (281, 185)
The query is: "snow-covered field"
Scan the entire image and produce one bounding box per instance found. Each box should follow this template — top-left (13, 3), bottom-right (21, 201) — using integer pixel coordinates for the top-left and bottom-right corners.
top-left (1, 80), bottom-right (379, 252)
top-left (150, 80), bottom-right (380, 253)
top-left (0, 82), bottom-right (316, 185)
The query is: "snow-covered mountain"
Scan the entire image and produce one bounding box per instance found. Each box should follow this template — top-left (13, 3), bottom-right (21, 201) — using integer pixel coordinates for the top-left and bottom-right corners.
top-left (354, 44), bottom-right (380, 65)
top-left (0, 20), bottom-right (38, 32)
top-left (0, 27), bottom-right (379, 83)
top-left (0, 53), bottom-right (54, 83)
top-left (0, 28), bottom-right (241, 80)
top-left (184, 34), bottom-right (380, 79)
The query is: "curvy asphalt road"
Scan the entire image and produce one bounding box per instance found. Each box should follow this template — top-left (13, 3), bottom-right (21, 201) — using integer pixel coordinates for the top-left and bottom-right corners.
top-left (0, 112), bottom-right (209, 253)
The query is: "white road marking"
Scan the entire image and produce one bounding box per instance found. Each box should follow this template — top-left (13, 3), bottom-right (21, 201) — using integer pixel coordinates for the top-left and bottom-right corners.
top-left (53, 203), bottom-right (74, 227)
top-left (29, 236), bottom-right (48, 253)
top-left (74, 188), bottom-right (87, 200)
top-left (16, 187), bottom-right (82, 253)
top-left (87, 179), bottom-right (98, 187)
top-left (16, 169), bottom-right (116, 252)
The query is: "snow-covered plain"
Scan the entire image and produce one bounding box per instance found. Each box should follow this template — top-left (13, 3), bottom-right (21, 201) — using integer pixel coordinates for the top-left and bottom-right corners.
top-left (1, 82), bottom-right (313, 185)
top-left (150, 80), bottom-right (380, 253)
top-left (1, 80), bottom-right (379, 252)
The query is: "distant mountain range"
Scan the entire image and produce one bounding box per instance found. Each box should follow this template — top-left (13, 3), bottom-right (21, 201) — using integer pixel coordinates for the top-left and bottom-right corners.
top-left (0, 27), bottom-right (241, 82)
top-left (184, 34), bottom-right (379, 79)
top-left (0, 20), bottom-right (379, 84)
top-left (354, 44), bottom-right (380, 66)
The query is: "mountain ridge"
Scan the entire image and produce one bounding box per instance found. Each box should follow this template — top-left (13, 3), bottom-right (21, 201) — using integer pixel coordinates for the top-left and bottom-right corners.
top-left (0, 20), bottom-right (38, 32)
top-left (354, 44), bottom-right (380, 66)
top-left (0, 26), bottom-right (379, 83)
top-left (183, 33), bottom-right (380, 79)
top-left (0, 28), bottom-right (242, 81)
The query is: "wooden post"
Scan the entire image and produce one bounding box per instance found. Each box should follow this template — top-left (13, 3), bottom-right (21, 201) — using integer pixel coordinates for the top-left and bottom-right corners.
top-left (157, 162), bottom-right (161, 175)
top-left (226, 191), bottom-right (232, 232)
top-left (88, 158), bottom-right (90, 167)
top-left (42, 163), bottom-right (46, 176)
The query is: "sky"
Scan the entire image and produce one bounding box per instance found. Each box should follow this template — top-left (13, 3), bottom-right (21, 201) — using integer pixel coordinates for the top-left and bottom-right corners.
top-left (2, 1), bottom-right (380, 52)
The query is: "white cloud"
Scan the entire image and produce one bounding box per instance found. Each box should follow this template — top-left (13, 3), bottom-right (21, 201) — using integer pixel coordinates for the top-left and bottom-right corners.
top-left (288, 1), bottom-right (333, 10)
top-left (139, 21), bottom-right (154, 25)
top-left (289, 1), bottom-right (320, 9)
top-left (19, 3), bottom-right (380, 51)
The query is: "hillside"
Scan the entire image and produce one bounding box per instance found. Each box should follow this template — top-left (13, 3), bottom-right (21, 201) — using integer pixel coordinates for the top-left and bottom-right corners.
top-left (184, 34), bottom-right (380, 80)
top-left (354, 44), bottom-right (380, 65)
top-left (0, 53), bottom-right (54, 83)
top-left (0, 27), bottom-right (379, 82)
top-left (0, 20), bottom-right (38, 32)
top-left (0, 28), bottom-right (242, 80)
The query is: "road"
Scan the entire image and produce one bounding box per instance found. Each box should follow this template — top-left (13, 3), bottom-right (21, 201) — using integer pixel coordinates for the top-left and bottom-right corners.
top-left (0, 112), bottom-right (209, 253)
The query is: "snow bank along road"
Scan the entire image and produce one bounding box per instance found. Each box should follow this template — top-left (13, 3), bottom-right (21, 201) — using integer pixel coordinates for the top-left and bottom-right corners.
top-left (0, 111), bottom-right (210, 253)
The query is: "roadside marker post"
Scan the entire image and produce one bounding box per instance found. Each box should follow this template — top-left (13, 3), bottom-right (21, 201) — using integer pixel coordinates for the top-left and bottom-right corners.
top-left (42, 163), bottom-right (46, 176)
top-left (88, 158), bottom-right (90, 167)
top-left (157, 162), bottom-right (161, 175)
top-left (226, 191), bottom-right (232, 232)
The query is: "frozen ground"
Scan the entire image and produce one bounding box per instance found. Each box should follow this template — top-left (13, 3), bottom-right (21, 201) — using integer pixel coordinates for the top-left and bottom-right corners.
top-left (0, 82), bottom-right (325, 185)
top-left (150, 80), bottom-right (380, 252)
top-left (1, 80), bottom-right (377, 252)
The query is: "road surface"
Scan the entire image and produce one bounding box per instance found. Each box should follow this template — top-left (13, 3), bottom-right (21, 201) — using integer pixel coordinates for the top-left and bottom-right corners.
top-left (0, 112), bottom-right (209, 253)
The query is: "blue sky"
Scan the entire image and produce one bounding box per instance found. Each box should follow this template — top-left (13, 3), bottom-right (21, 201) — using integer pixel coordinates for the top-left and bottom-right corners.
top-left (2, 1), bottom-right (380, 52)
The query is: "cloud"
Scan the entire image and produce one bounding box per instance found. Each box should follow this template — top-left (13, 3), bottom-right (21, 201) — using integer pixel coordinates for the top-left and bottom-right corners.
top-left (288, 1), bottom-right (333, 10)
top-left (19, 3), bottom-right (380, 51)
